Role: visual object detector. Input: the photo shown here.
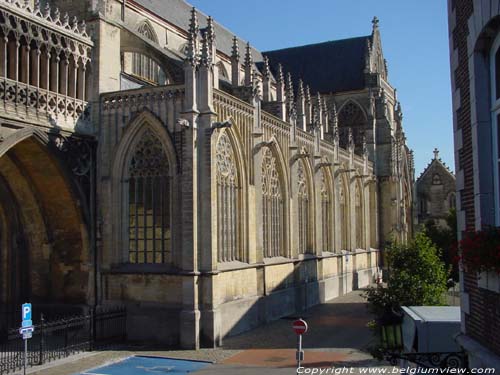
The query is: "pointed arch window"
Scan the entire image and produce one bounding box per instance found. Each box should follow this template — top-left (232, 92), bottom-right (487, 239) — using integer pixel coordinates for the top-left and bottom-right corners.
top-left (297, 162), bottom-right (310, 254)
top-left (128, 129), bottom-right (171, 264)
top-left (355, 183), bottom-right (364, 249)
top-left (339, 180), bottom-right (349, 251)
top-left (216, 132), bottom-right (241, 262)
top-left (321, 170), bottom-right (332, 252)
top-left (137, 21), bottom-right (159, 44)
top-left (262, 148), bottom-right (284, 258)
top-left (338, 102), bottom-right (366, 150)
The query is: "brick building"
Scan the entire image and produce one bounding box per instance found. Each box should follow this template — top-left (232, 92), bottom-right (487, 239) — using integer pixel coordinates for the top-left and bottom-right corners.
top-left (447, 0), bottom-right (500, 369)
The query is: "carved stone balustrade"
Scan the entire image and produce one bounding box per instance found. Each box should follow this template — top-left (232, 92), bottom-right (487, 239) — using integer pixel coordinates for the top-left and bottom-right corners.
top-left (0, 0), bottom-right (93, 132)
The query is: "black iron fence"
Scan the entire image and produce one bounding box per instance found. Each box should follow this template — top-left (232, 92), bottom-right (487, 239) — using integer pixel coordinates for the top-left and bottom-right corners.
top-left (0, 307), bottom-right (126, 375)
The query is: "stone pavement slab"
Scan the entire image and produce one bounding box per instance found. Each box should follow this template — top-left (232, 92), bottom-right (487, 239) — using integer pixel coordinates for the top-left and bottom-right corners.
top-left (24, 290), bottom-right (390, 375)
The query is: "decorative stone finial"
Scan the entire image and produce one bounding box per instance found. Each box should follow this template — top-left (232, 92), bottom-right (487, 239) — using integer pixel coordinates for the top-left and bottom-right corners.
top-left (244, 42), bottom-right (253, 68)
top-left (200, 33), bottom-right (211, 67)
top-left (53, 7), bottom-right (60, 22)
top-left (297, 79), bottom-right (304, 98)
top-left (348, 128), bottom-right (354, 151)
top-left (433, 148), bottom-right (439, 160)
top-left (363, 135), bottom-right (368, 156)
top-left (263, 56), bottom-right (271, 79)
top-left (252, 69), bottom-right (261, 98)
top-left (206, 16), bottom-right (215, 44)
top-left (186, 7), bottom-right (199, 66)
top-left (372, 16), bottom-right (379, 30)
top-left (286, 72), bottom-right (294, 102)
top-left (305, 85), bottom-right (311, 104)
top-left (189, 7), bottom-right (199, 37)
top-left (231, 36), bottom-right (239, 60)
top-left (276, 64), bottom-right (284, 84)
top-left (313, 104), bottom-right (320, 128)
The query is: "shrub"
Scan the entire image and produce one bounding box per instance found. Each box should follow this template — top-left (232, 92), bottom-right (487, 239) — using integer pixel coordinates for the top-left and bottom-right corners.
top-left (365, 232), bottom-right (449, 319)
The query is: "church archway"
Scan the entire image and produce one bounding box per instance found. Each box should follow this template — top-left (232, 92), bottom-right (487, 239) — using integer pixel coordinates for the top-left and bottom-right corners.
top-left (0, 130), bottom-right (90, 329)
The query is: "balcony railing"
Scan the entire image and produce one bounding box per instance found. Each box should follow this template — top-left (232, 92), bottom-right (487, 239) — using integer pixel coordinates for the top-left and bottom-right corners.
top-left (0, 76), bottom-right (90, 130)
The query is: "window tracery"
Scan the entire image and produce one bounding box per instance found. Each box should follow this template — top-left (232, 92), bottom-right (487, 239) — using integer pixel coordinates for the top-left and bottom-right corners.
top-left (216, 133), bottom-right (240, 262)
top-left (321, 170), bottom-right (332, 252)
top-left (338, 102), bottom-right (366, 150)
top-left (297, 162), bottom-right (309, 254)
top-left (128, 129), bottom-right (171, 264)
top-left (339, 180), bottom-right (348, 250)
top-left (262, 147), bottom-right (284, 258)
top-left (137, 21), bottom-right (158, 43)
top-left (355, 183), bottom-right (364, 249)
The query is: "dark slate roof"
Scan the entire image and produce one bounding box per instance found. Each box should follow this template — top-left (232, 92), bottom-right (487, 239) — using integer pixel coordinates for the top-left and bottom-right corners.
top-left (263, 36), bottom-right (370, 94)
top-left (133, 0), bottom-right (263, 61)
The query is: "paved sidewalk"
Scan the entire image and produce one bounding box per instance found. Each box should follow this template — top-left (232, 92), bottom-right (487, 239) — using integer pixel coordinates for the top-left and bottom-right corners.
top-left (24, 290), bottom-right (390, 375)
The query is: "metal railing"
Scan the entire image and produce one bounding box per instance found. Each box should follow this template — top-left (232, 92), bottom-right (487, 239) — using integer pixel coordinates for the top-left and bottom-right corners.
top-left (0, 306), bottom-right (126, 375)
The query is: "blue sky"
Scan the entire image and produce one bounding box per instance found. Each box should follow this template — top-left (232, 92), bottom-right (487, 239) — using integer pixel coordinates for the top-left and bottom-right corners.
top-left (188, 0), bottom-right (453, 176)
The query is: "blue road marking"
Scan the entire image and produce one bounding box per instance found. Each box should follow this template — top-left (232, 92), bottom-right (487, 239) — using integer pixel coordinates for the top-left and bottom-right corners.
top-left (77, 356), bottom-right (211, 375)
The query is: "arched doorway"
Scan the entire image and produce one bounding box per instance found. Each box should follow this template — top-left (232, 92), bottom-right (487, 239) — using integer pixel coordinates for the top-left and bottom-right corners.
top-left (0, 130), bottom-right (90, 329)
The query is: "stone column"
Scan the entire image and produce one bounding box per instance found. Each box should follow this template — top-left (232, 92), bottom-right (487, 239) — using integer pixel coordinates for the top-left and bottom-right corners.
top-left (7, 37), bottom-right (19, 81)
top-left (59, 54), bottom-right (69, 96)
top-left (50, 52), bottom-right (59, 93)
top-left (30, 45), bottom-right (41, 87)
top-left (77, 61), bottom-right (86, 100)
top-left (0, 36), bottom-right (7, 77)
top-left (19, 43), bottom-right (29, 84)
top-left (69, 56), bottom-right (78, 99)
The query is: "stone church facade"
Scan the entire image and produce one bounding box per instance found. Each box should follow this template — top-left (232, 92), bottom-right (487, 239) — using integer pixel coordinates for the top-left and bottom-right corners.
top-left (415, 148), bottom-right (456, 229)
top-left (0, 0), bottom-right (414, 348)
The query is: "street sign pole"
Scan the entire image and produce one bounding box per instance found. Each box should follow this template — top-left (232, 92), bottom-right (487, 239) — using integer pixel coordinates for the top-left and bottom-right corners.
top-left (292, 319), bottom-right (308, 371)
top-left (24, 337), bottom-right (27, 375)
top-left (20, 303), bottom-right (34, 375)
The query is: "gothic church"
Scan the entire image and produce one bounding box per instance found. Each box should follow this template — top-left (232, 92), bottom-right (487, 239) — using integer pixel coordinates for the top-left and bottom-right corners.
top-left (0, 0), bottom-right (414, 348)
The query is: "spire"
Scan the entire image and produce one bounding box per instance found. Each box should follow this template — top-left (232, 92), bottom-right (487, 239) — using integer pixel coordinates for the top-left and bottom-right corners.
top-left (231, 36), bottom-right (239, 60)
top-left (200, 32), bottom-right (211, 67)
top-left (286, 72), bottom-right (294, 103)
top-left (186, 7), bottom-right (199, 66)
top-left (276, 64), bottom-right (285, 106)
top-left (189, 7), bottom-right (199, 38)
top-left (372, 16), bottom-right (379, 33)
top-left (206, 16), bottom-right (216, 61)
top-left (277, 64), bottom-right (284, 84)
top-left (263, 56), bottom-right (271, 79)
top-left (231, 36), bottom-right (240, 86)
top-left (244, 42), bottom-right (253, 86)
top-left (206, 16), bottom-right (215, 44)
top-left (262, 56), bottom-right (272, 101)
top-left (297, 79), bottom-right (304, 98)
top-left (296, 79), bottom-right (306, 130)
top-left (332, 102), bottom-right (338, 128)
top-left (305, 85), bottom-right (311, 105)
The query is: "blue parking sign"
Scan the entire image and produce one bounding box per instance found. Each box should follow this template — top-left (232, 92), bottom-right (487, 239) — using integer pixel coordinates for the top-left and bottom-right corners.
top-left (21, 303), bottom-right (32, 328)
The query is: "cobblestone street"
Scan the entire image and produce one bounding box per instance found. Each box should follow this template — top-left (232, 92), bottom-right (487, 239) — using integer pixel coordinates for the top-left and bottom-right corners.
top-left (24, 290), bottom-right (391, 375)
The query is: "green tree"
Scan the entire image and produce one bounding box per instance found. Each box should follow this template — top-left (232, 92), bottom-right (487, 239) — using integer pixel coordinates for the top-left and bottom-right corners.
top-left (424, 209), bottom-right (458, 280)
top-left (365, 231), bottom-right (449, 318)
